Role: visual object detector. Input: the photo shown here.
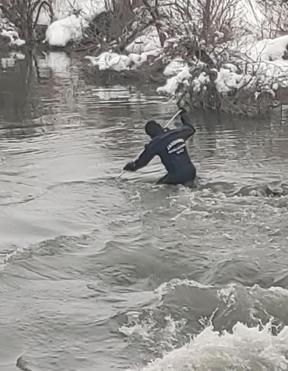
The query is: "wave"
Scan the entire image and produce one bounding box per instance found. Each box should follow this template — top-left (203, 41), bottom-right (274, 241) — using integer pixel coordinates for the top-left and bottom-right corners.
top-left (155, 278), bottom-right (212, 297)
top-left (131, 321), bottom-right (288, 371)
top-left (121, 279), bottom-right (288, 371)
top-left (197, 180), bottom-right (288, 198)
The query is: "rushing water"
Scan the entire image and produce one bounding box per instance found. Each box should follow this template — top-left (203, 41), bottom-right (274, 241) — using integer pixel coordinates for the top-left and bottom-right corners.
top-left (0, 51), bottom-right (288, 371)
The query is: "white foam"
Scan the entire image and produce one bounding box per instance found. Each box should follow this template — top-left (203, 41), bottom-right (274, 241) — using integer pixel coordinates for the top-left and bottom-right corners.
top-left (120, 311), bottom-right (187, 351)
top-left (0, 245), bottom-right (25, 271)
top-left (217, 283), bottom-right (237, 307)
top-left (132, 322), bottom-right (288, 371)
top-left (155, 278), bottom-right (211, 297)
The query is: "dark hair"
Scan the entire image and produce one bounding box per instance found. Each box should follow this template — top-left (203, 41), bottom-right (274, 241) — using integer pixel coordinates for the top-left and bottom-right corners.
top-left (145, 120), bottom-right (163, 138)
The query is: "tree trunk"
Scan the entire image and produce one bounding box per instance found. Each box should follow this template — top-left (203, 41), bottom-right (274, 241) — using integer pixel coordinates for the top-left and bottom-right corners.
top-left (201, 0), bottom-right (211, 43)
top-left (142, 0), bottom-right (165, 46)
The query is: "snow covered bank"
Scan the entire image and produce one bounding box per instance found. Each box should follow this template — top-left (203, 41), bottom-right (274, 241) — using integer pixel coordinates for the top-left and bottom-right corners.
top-left (85, 52), bottom-right (131, 72)
top-left (46, 14), bottom-right (88, 47)
top-left (85, 26), bottom-right (162, 72)
top-left (85, 48), bottom-right (161, 72)
top-left (247, 35), bottom-right (288, 62)
top-left (0, 16), bottom-right (25, 47)
top-left (152, 33), bottom-right (288, 115)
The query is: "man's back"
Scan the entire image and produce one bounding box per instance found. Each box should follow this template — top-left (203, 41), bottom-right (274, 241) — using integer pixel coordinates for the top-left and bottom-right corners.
top-left (123, 110), bottom-right (196, 185)
top-left (146, 128), bottom-right (196, 183)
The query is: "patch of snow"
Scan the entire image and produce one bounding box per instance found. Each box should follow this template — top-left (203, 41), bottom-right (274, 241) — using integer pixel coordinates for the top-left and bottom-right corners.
top-left (222, 63), bottom-right (239, 73)
top-left (0, 16), bottom-right (25, 46)
top-left (272, 82), bottom-right (279, 91)
top-left (129, 47), bottom-right (161, 67)
top-left (1, 29), bottom-right (25, 47)
top-left (127, 53), bottom-right (153, 67)
top-left (126, 27), bottom-right (162, 54)
top-left (85, 52), bottom-right (131, 72)
top-left (245, 35), bottom-right (288, 62)
top-left (85, 47), bottom-right (162, 71)
top-left (215, 68), bottom-right (244, 93)
top-left (163, 59), bottom-right (188, 77)
top-left (46, 14), bottom-right (88, 47)
top-left (256, 60), bottom-right (288, 88)
top-left (157, 65), bottom-right (191, 96)
top-left (192, 72), bottom-right (210, 93)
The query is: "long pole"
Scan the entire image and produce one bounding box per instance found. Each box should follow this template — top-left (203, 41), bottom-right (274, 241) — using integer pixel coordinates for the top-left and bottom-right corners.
top-left (164, 109), bottom-right (182, 128)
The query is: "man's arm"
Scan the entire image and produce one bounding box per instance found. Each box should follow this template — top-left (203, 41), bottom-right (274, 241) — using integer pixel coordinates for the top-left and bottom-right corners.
top-left (178, 109), bottom-right (196, 140)
top-left (123, 143), bottom-right (156, 171)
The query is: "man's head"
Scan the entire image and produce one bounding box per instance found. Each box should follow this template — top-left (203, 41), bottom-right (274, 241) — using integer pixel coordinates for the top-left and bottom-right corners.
top-left (145, 120), bottom-right (164, 138)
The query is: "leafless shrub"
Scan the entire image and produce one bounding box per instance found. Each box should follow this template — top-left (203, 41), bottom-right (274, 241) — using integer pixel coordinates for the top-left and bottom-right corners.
top-left (80, 0), bottom-right (150, 53)
top-left (0, 0), bottom-right (53, 42)
top-left (256, 0), bottom-right (288, 38)
top-left (139, 0), bottom-right (241, 46)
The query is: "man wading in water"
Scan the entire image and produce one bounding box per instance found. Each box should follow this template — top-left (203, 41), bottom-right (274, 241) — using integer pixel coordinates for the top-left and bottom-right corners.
top-left (123, 109), bottom-right (196, 185)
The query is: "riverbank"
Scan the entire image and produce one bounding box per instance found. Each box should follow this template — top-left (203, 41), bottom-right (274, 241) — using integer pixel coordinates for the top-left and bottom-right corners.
top-left (2, 0), bottom-right (288, 117)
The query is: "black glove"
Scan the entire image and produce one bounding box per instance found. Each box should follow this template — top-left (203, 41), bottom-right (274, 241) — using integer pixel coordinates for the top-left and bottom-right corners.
top-left (123, 161), bottom-right (136, 171)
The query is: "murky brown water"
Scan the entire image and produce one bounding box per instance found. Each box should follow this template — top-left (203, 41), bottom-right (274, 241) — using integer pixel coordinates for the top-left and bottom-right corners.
top-left (1, 51), bottom-right (288, 371)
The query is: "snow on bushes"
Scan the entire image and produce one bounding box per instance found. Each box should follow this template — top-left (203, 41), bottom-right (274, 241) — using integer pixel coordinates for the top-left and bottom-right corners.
top-left (157, 64), bottom-right (191, 96)
top-left (0, 16), bottom-right (25, 47)
top-left (45, 0), bottom-right (107, 47)
top-left (84, 26), bottom-right (163, 72)
top-left (163, 58), bottom-right (188, 77)
top-left (85, 47), bottom-right (162, 72)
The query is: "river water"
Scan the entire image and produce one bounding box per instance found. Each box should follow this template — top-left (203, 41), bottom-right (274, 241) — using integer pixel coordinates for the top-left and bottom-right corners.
top-left (0, 52), bottom-right (288, 371)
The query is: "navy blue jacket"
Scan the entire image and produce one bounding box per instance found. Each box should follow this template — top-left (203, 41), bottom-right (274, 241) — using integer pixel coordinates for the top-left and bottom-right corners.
top-left (134, 112), bottom-right (196, 184)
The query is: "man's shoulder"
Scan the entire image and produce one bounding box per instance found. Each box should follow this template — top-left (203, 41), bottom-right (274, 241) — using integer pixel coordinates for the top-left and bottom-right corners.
top-left (161, 127), bottom-right (183, 139)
